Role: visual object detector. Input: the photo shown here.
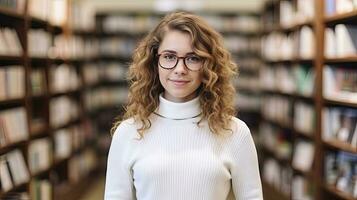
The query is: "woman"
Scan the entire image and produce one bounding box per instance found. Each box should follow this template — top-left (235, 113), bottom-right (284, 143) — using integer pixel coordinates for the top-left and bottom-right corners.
top-left (105, 11), bottom-right (263, 200)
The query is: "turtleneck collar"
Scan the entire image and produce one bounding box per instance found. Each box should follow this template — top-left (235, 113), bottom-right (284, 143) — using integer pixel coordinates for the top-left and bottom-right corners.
top-left (155, 94), bottom-right (201, 120)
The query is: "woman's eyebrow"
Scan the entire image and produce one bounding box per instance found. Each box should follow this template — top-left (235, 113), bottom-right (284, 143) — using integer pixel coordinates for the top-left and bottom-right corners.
top-left (159, 50), bottom-right (195, 55)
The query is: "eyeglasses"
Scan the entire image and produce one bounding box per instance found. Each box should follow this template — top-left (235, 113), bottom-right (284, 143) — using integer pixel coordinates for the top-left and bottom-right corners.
top-left (157, 53), bottom-right (203, 71)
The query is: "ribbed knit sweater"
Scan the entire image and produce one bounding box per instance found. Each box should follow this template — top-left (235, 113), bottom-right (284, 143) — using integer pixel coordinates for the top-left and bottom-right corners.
top-left (104, 95), bottom-right (263, 200)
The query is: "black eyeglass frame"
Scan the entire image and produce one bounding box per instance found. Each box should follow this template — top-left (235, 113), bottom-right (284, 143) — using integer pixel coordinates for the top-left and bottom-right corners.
top-left (157, 53), bottom-right (203, 71)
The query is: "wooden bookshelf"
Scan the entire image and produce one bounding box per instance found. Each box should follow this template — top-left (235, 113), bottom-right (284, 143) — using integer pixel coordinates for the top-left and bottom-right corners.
top-left (324, 185), bottom-right (357, 200)
top-left (0, 2), bottom-right (101, 199)
top-left (325, 10), bottom-right (357, 25)
top-left (261, 1), bottom-right (357, 200)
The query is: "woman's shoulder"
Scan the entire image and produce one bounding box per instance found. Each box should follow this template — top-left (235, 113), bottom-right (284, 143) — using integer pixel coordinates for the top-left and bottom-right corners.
top-left (230, 116), bottom-right (251, 136)
top-left (112, 118), bottom-right (141, 141)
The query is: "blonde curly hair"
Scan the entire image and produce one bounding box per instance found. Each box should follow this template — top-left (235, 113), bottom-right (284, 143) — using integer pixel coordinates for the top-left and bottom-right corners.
top-left (112, 11), bottom-right (238, 138)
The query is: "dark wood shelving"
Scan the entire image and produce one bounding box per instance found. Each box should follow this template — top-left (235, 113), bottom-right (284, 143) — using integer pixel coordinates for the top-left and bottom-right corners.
top-left (295, 129), bottom-right (315, 140)
top-left (263, 58), bottom-right (314, 64)
top-left (0, 182), bottom-right (28, 199)
top-left (0, 98), bottom-right (25, 107)
top-left (0, 140), bottom-right (27, 155)
top-left (0, 55), bottom-right (24, 62)
top-left (29, 16), bottom-right (48, 29)
top-left (324, 184), bottom-right (356, 200)
top-left (325, 10), bottom-right (357, 26)
top-left (323, 140), bottom-right (356, 154)
top-left (324, 98), bottom-right (357, 108)
top-left (0, 7), bottom-right (24, 23)
top-left (262, 180), bottom-right (290, 200)
top-left (325, 56), bottom-right (357, 64)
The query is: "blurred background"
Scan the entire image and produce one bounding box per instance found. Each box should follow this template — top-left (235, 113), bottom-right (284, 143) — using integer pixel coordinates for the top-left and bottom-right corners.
top-left (0, 0), bottom-right (356, 200)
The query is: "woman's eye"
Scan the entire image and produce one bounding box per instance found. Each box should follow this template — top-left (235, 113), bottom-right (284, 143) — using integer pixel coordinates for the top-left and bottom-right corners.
top-left (187, 56), bottom-right (201, 63)
top-left (163, 54), bottom-right (176, 61)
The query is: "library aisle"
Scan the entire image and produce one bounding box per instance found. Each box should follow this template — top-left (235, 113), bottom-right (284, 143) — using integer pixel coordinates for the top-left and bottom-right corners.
top-left (0, 0), bottom-right (356, 200)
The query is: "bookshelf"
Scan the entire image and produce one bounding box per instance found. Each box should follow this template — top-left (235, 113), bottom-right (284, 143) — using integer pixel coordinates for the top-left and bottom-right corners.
top-left (0, 1), bottom-right (100, 200)
top-left (261, 0), bottom-right (357, 200)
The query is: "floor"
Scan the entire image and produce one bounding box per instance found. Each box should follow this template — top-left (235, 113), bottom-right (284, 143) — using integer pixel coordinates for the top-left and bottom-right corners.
top-left (79, 176), bottom-right (105, 200)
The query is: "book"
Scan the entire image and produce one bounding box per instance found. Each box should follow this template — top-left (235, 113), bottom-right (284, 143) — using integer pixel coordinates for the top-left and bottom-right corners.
top-left (0, 107), bottom-right (29, 144)
top-left (299, 26), bottom-right (315, 59)
top-left (2, 28), bottom-right (22, 56)
top-left (0, 156), bottom-right (13, 192)
top-left (324, 27), bottom-right (336, 58)
top-left (325, 0), bottom-right (337, 16)
top-left (28, 138), bottom-right (52, 174)
top-left (335, 24), bottom-right (357, 57)
top-left (292, 140), bottom-right (315, 172)
top-left (6, 149), bottom-right (30, 186)
top-left (336, 0), bottom-right (355, 14)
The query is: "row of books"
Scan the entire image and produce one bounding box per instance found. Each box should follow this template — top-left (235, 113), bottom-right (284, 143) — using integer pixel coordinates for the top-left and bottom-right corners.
top-left (224, 36), bottom-right (260, 55)
top-left (50, 64), bottom-right (80, 93)
top-left (31, 68), bottom-right (46, 96)
top-left (83, 62), bottom-right (128, 86)
top-left (294, 102), bottom-right (315, 135)
top-left (49, 96), bottom-right (79, 128)
top-left (0, 0), bottom-right (25, 13)
top-left (260, 64), bottom-right (315, 97)
top-left (325, 24), bottom-right (357, 58)
top-left (260, 122), bottom-right (293, 161)
top-left (30, 179), bottom-right (52, 200)
top-left (99, 37), bottom-right (137, 57)
top-left (325, 151), bottom-right (357, 198)
top-left (53, 35), bottom-right (99, 59)
top-left (28, 29), bottom-right (51, 58)
top-left (292, 139), bottom-right (315, 172)
top-left (234, 76), bottom-right (260, 92)
top-left (291, 175), bottom-right (314, 200)
top-left (235, 93), bottom-right (260, 112)
top-left (203, 15), bottom-right (260, 33)
top-left (54, 122), bottom-right (95, 161)
top-left (262, 26), bottom-right (315, 60)
top-left (0, 107), bottom-right (28, 147)
top-left (325, 0), bottom-right (357, 16)
top-left (324, 65), bottom-right (357, 103)
top-left (262, 158), bottom-right (292, 196)
top-left (323, 107), bottom-right (357, 147)
top-left (84, 87), bottom-right (128, 112)
top-left (28, 138), bottom-right (52, 174)
top-left (0, 149), bottom-right (29, 192)
top-left (0, 66), bottom-right (24, 101)
top-left (28, 0), bottom-right (67, 26)
top-left (279, 0), bottom-right (315, 28)
top-left (262, 95), bottom-right (292, 126)
top-left (67, 149), bottom-right (97, 183)
top-left (101, 15), bottom-right (160, 34)
top-left (235, 58), bottom-right (261, 73)
top-left (0, 27), bottom-right (22, 56)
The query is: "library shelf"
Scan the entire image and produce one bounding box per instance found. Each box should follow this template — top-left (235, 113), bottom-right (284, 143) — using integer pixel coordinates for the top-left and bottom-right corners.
top-left (50, 118), bottom-right (81, 133)
top-left (262, 116), bottom-right (293, 131)
top-left (295, 130), bottom-right (315, 140)
top-left (50, 89), bottom-right (81, 98)
top-left (0, 140), bottom-right (27, 155)
top-left (324, 98), bottom-right (357, 108)
top-left (324, 56), bottom-right (357, 64)
top-left (0, 98), bottom-right (25, 107)
top-left (53, 170), bottom-right (99, 200)
top-left (323, 184), bottom-right (356, 200)
top-left (29, 16), bottom-right (48, 29)
top-left (31, 167), bottom-right (52, 178)
top-left (0, 7), bottom-right (24, 22)
top-left (292, 166), bottom-right (314, 179)
top-left (323, 140), bottom-right (357, 154)
top-left (261, 146), bottom-right (292, 165)
top-left (0, 55), bottom-right (24, 62)
top-left (262, 180), bottom-right (290, 200)
top-left (0, 182), bottom-right (28, 199)
top-left (99, 55), bottom-right (131, 62)
top-left (263, 58), bottom-right (314, 64)
top-left (325, 10), bottom-right (357, 26)
top-left (97, 31), bottom-right (147, 38)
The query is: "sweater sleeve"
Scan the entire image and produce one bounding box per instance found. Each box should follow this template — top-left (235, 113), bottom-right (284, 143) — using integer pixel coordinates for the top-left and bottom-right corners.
top-left (104, 122), bottom-right (137, 200)
top-left (230, 120), bottom-right (263, 200)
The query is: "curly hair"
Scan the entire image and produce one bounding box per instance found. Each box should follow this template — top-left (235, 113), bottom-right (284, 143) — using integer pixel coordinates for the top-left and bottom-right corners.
top-left (112, 11), bottom-right (238, 138)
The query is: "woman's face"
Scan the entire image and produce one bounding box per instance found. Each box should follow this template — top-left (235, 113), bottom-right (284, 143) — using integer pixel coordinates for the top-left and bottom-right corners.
top-left (157, 30), bottom-right (203, 102)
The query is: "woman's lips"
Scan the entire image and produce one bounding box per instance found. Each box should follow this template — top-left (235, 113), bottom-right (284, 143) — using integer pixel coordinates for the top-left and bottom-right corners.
top-left (169, 79), bottom-right (190, 86)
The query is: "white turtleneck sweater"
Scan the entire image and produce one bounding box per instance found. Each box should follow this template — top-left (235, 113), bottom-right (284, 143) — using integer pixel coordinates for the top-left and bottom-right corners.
top-left (104, 95), bottom-right (263, 200)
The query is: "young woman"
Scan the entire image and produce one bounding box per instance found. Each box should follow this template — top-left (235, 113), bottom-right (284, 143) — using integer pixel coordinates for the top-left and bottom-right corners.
top-left (105, 11), bottom-right (263, 200)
